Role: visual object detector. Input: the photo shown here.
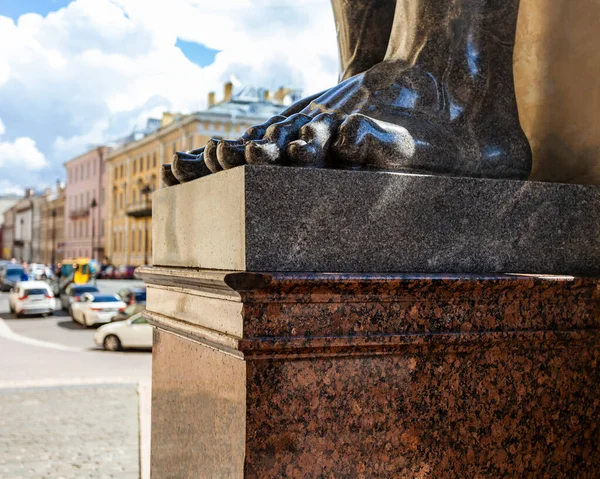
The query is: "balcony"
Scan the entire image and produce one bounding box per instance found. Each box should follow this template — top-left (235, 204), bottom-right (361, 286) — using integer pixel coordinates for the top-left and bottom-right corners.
top-left (126, 200), bottom-right (152, 218)
top-left (70, 208), bottom-right (90, 220)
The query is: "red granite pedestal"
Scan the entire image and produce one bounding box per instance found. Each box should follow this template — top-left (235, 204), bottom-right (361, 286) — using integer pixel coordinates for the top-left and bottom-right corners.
top-left (140, 268), bottom-right (600, 478)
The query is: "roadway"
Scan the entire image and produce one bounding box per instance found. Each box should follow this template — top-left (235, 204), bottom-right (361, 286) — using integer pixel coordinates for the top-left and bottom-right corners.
top-left (0, 279), bottom-right (151, 478)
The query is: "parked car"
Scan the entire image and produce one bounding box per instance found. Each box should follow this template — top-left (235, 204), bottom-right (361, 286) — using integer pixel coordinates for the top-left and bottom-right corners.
top-left (114, 265), bottom-right (136, 280)
top-left (94, 312), bottom-right (152, 351)
top-left (8, 281), bottom-right (55, 317)
top-left (117, 287), bottom-right (146, 305)
top-left (71, 292), bottom-right (127, 327)
top-left (60, 283), bottom-right (100, 312)
top-left (111, 303), bottom-right (145, 322)
top-left (98, 265), bottom-right (116, 279)
top-left (0, 265), bottom-right (27, 291)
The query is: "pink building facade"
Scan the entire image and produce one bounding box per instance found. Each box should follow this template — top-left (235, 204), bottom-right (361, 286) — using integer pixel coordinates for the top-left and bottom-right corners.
top-left (64, 147), bottom-right (110, 261)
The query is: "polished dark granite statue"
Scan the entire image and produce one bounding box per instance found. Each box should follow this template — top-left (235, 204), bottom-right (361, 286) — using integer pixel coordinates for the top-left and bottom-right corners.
top-left (163, 0), bottom-right (532, 186)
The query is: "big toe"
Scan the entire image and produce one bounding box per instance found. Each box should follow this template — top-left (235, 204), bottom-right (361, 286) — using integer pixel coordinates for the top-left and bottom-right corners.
top-left (246, 114), bottom-right (312, 165)
top-left (332, 113), bottom-right (416, 170)
top-left (172, 151), bottom-right (212, 183)
top-left (287, 113), bottom-right (343, 168)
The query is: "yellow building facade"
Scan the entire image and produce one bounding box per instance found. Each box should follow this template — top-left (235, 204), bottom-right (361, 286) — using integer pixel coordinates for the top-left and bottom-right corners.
top-left (39, 185), bottom-right (66, 265)
top-left (106, 84), bottom-right (288, 267)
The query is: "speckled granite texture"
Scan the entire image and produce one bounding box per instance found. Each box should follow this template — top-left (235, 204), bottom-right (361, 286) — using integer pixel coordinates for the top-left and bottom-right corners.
top-left (143, 269), bottom-right (600, 478)
top-left (152, 165), bottom-right (600, 274)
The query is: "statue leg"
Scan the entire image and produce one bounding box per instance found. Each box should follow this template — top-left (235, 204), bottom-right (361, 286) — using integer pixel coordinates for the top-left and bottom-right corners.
top-left (165, 0), bottom-right (396, 185)
top-left (333, 0), bottom-right (396, 81)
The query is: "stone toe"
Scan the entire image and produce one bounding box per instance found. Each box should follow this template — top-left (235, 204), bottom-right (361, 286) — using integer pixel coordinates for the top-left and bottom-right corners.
top-left (245, 139), bottom-right (282, 165)
top-left (204, 139), bottom-right (224, 173)
top-left (332, 113), bottom-right (416, 170)
top-left (161, 164), bottom-right (180, 187)
top-left (287, 113), bottom-right (343, 168)
top-left (217, 139), bottom-right (246, 170)
top-left (245, 114), bottom-right (312, 165)
top-left (241, 115), bottom-right (287, 142)
top-left (172, 151), bottom-right (212, 183)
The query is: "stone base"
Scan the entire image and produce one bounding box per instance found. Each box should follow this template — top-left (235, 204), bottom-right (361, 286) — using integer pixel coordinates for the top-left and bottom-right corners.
top-left (152, 166), bottom-right (600, 274)
top-left (140, 267), bottom-right (600, 478)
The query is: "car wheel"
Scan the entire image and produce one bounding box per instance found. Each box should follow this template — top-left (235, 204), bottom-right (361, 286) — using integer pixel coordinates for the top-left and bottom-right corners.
top-left (103, 335), bottom-right (121, 351)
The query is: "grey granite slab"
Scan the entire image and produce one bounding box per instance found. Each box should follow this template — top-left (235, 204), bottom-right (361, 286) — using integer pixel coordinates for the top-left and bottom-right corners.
top-left (152, 165), bottom-right (600, 274)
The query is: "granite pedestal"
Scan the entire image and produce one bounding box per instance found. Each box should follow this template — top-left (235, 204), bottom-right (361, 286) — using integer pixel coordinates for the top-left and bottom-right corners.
top-left (142, 167), bottom-right (600, 478)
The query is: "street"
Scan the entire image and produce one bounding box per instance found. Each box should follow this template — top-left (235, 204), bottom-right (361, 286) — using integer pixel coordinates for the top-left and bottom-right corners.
top-left (0, 280), bottom-right (151, 479)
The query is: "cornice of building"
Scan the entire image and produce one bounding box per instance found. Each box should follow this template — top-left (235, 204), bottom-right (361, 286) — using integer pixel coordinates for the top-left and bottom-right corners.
top-left (63, 145), bottom-right (110, 167)
top-left (106, 109), bottom-right (280, 162)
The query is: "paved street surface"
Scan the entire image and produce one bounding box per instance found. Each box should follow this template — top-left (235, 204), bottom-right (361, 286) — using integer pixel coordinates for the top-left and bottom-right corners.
top-left (0, 385), bottom-right (139, 479)
top-left (0, 280), bottom-right (151, 479)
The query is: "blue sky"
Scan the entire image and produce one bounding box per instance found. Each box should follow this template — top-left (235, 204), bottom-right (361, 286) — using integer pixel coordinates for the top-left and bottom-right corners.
top-left (0, 0), bottom-right (338, 194)
top-left (0, 0), bottom-right (221, 68)
top-left (0, 0), bottom-right (72, 20)
top-left (175, 39), bottom-right (220, 68)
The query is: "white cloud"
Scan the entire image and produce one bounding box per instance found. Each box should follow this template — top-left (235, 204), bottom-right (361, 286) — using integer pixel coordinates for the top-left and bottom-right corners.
top-left (0, 137), bottom-right (47, 170)
top-left (0, 179), bottom-right (25, 196)
top-left (0, 0), bottom-right (340, 190)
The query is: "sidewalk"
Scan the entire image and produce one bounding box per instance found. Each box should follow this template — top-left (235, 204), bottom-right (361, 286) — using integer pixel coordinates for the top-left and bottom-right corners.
top-left (0, 382), bottom-right (148, 479)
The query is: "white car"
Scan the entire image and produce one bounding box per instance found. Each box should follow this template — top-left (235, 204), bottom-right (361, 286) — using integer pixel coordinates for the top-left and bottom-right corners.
top-left (29, 264), bottom-right (53, 280)
top-left (71, 292), bottom-right (127, 327)
top-left (8, 281), bottom-right (55, 317)
top-left (94, 313), bottom-right (152, 351)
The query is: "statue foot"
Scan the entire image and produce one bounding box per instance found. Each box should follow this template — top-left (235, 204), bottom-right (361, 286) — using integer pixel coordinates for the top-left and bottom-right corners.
top-left (167, 60), bottom-right (532, 184)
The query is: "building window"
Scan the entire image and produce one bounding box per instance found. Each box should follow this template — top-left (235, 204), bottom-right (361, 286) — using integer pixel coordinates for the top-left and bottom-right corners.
top-left (133, 159), bottom-right (137, 174)
top-left (188, 136), bottom-right (194, 150)
top-left (146, 155), bottom-right (150, 170)
top-left (140, 156), bottom-right (144, 172)
top-left (120, 165), bottom-right (124, 177)
top-left (152, 152), bottom-right (157, 168)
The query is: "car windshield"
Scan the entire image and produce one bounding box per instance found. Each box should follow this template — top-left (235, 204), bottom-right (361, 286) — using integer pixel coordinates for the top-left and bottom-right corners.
top-left (6, 268), bottom-right (23, 275)
top-left (91, 295), bottom-right (120, 302)
top-left (25, 288), bottom-right (48, 295)
top-left (73, 286), bottom-right (99, 294)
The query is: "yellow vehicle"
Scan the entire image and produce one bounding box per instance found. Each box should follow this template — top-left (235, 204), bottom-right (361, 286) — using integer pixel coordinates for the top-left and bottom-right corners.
top-left (60, 258), bottom-right (94, 285)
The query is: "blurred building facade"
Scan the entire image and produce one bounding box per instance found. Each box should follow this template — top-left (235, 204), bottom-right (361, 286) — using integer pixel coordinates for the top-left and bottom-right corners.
top-left (63, 146), bottom-right (110, 261)
top-left (105, 82), bottom-right (292, 267)
top-left (0, 195), bottom-right (20, 259)
top-left (39, 183), bottom-right (66, 265)
top-left (12, 190), bottom-right (45, 262)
